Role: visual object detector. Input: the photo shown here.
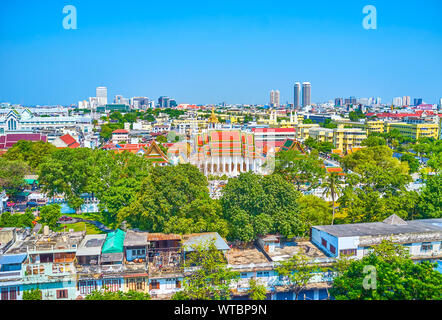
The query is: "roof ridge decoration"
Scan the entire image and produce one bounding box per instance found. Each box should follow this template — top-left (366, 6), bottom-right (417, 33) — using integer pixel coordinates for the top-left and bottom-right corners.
top-left (382, 214), bottom-right (407, 226)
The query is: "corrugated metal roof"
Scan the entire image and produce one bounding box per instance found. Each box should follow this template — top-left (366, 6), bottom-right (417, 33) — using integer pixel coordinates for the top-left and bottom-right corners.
top-left (102, 229), bottom-right (126, 254)
top-left (147, 233), bottom-right (181, 241)
top-left (182, 232), bottom-right (230, 252)
top-left (0, 254), bottom-right (27, 265)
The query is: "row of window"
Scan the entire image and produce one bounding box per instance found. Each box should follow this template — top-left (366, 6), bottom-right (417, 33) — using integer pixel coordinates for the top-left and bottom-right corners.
top-left (0, 286), bottom-right (19, 300)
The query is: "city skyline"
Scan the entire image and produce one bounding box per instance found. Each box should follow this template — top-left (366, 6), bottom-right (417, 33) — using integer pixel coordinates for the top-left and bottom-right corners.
top-left (0, 0), bottom-right (441, 106)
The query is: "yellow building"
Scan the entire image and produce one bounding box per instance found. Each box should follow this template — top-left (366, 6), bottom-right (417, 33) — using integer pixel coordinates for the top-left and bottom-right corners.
top-left (305, 124), bottom-right (367, 154)
top-left (336, 120), bottom-right (384, 134)
top-left (384, 122), bottom-right (439, 140)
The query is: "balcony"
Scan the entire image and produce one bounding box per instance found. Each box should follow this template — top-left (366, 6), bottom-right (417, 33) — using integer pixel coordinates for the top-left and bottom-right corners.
top-left (22, 263), bottom-right (76, 283)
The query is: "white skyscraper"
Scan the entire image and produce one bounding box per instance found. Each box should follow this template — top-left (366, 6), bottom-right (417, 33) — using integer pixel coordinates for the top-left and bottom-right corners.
top-left (96, 86), bottom-right (108, 106)
top-left (403, 96), bottom-right (411, 106)
top-left (393, 97), bottom-right (403, 107)
top-left (270, 90), bottom-right (280, 108)
top-left (302, 82), bottom-right (311, 108)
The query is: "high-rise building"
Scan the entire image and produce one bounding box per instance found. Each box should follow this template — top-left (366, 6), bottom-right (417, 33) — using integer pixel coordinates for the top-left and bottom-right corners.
top-left (414, 98), bottom-right (423, 106)
top-left (270, 90), bottom-right (280, 108)
top-left (403, 96), bottom-right (411, 106)
top-left (158, 96), bottom-right (170, 108)
top-left (294, 83), bottom-right (301, 109)
top-left (96, 87), bottom-right (108, 106)
top-left (302, 82), bottom-right (311, 107)
top-left (335, 98), bottom-right (343, 107)
top-left (393, 97), bottom-right (403, 107)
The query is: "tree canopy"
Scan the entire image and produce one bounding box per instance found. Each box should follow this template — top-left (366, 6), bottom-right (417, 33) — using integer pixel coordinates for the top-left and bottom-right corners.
top-left (220, 172), bottom-right (304, 241)
top-left (330, 241), bottom-right (442, 300)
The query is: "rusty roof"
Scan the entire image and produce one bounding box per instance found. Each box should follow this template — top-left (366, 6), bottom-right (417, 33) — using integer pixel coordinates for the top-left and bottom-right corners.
top-left (147, 233), bottom-right (182, 241)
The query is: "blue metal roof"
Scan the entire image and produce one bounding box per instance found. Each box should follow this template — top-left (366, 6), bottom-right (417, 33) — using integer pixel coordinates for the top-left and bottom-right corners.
top-left (182, 233), bottom-right (230, 252)
top-left (0, 254), bottom-right (27, 265)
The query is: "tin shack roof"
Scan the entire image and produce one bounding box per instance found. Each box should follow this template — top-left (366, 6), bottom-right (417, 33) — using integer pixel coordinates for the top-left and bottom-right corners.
top-left (101, 229), bottom-right (126, 254)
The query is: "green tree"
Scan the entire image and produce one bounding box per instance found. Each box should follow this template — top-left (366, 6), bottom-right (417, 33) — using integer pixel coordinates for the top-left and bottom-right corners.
top-left (39, 204), bottom-right (62, 231)
top-left (342, 145), bottom-right (411, 193)
top-left (248, 278), bottom-right (267, 300)
top-left (330, 240), bottom-right (442, 300)
top-left (118, 164), bottom-right (223, 233)
top-left (274, 149), bottom-right (326, 191)
top-left (4, 140), bottom-right (57, 171)
top-left (417, 174), bottom-right (442, 219)
top-left (85, 290), bottom-right (151, 300)
top-left (275, 253), bottom-right (318, 300)
top-left (297, 195), bottom-right (332, 233)
top-left (400, 153), bottom-right (420, 173)
top-left (171, 240), bottom-right (239, 300)
top-left (361, 135), bottom-right (387, 147)
top-left (156, 135), bottom-right (167, 143)
top-left (0, 158), bottom-right (29, 197)
top-left (23, 288), bottom-right (42, 300)
top-left (221, 173), bottom-right (303, 241)
top-left (39, 148), bottom-right (95, 211)
top-left (322, 172), bottom-right (344, 225)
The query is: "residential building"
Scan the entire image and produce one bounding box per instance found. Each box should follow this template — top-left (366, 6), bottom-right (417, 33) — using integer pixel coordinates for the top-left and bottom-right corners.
top-left (312, 215), bottom-right (442, 262)
top-left (302, 82), bottom-right (311, 107)
top-left (294, 83), bottom-right (301, 109)
top-left (111, 129), bottom-right (129, 144)
top-left (270, 90), bottom-right (280, 108)
top-left (96, 87), bottom-right (108, 106)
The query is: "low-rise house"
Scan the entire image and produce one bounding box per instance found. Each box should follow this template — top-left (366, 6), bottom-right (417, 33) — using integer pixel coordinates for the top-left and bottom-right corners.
top-left (311, 214), bottom-right (442, 261)
top-left (21, 229), bottom-right (85, 300)
top-left (122, 230), bottom-right (149, 294)
top-left (0, 254), bottom-right (27, 300)
top-left (147, 233), bottom-right (183, 298)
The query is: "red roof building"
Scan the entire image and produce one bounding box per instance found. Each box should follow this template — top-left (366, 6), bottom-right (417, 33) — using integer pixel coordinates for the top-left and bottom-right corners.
top-left (52, 134), bottom-right (80, 149)
top-left (0, 133), bottom-right (47, 149)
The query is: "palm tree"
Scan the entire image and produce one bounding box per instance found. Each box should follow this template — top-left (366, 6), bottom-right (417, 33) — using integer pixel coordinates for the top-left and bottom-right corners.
top-left (322, 172), bottom-right (344, 225)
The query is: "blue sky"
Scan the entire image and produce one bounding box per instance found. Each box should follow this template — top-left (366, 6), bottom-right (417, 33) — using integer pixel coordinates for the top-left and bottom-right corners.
top-left (0, 0), bottom-right (441, 106)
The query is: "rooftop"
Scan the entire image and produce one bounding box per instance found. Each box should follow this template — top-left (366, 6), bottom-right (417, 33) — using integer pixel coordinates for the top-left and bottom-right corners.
top-left (76, 234), bottom-right (106, 256)
top-left (266, 241), bottom-right (328, 262)
top-left (313, 217), bottom-right (442, 238)
top-left (123, 230), bottom-right (149, 247)
top-left (226, 243), bottom-right (270, 266)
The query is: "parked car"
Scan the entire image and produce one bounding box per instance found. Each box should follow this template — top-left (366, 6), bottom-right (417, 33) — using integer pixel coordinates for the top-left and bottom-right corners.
top-left (59, 216), bottom-right (73, 222)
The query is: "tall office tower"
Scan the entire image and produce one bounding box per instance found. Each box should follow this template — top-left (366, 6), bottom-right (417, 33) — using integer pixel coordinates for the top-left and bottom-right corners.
top-left (158, 96), bottom-right (170, 108)
top-left (403, 96), bottom-right (411, 106)
top-left (302, 82), bottom-right (311, 107)
top-left (349, 96), bottom-right (357, 105)
top-left (439, 98), bottom-right (442, 107)
top-left (414, 98), bottom-right (423, 106)
top-left (335, 98), bottom-right (343, 107)
top-left (96, 87), bottom-right (108, 106)
top-left (270, 90), bottom-right (280, 107)
top-left (393, 97), bottom-right (403, 107)
top-left (294, 82), bottom-right (301, 109)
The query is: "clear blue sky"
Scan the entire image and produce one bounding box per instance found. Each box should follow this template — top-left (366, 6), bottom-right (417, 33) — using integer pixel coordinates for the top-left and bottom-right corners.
top-left (0, 0), bottom-right (441, 106)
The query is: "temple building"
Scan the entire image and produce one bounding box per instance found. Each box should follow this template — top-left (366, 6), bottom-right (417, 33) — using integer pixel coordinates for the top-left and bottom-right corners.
top-left (189, 129), bottom-right (267, 177)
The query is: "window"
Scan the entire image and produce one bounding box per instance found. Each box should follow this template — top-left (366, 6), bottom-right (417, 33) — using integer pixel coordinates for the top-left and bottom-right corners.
top-left (329, 245), bottom-right (336, 255)
top-left (103, 279), bottom-right (121, 292)
top-left (56, 289), bottom-right (68, 299)
top-left (9, 287), bottom-right (17, 300)
top-left (339, 249), bottom-right (357, 257)
top-left (149, 280), bottom-right (160, 290)
top-left (240, 272), bottom-right (248, 278)
top-left (321, 238), bottom-right (327, 248)
top-left (421, 242), bottom-right (433, 253)
top-left (1, 288), bottom-right (8, 300)
top-left (127, 278), bottom-right (145, 291)
top-left (79, 280), bottom-right (97, 295)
